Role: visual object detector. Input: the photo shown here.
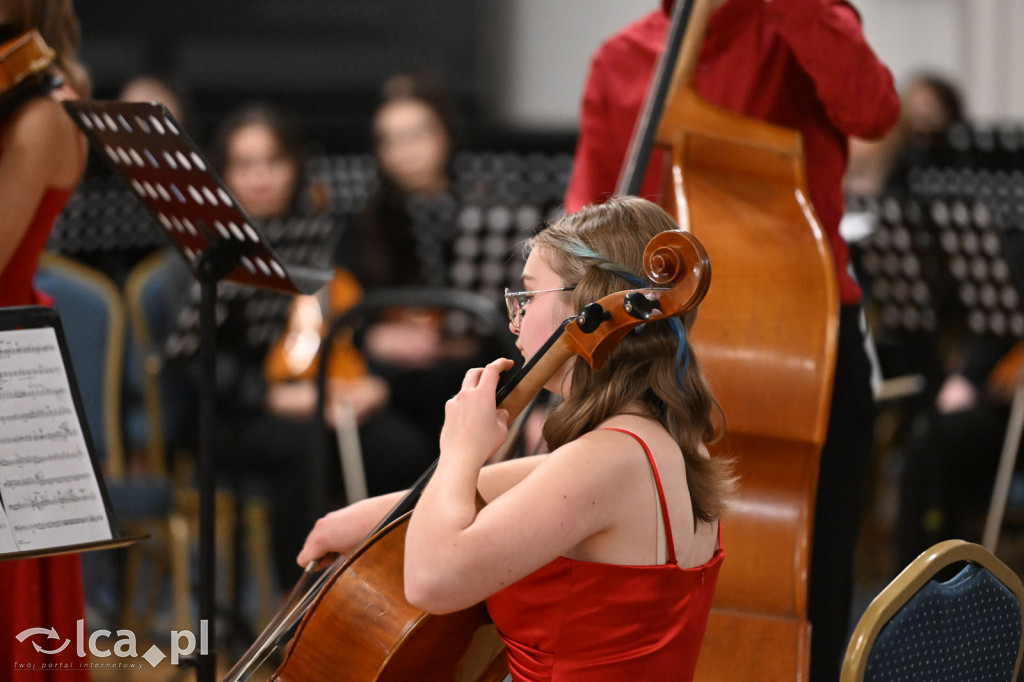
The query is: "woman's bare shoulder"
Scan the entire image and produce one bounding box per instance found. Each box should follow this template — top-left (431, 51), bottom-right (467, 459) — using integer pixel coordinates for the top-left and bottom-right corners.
top-left (3, 96), bottom-right (67, 136)
top-left (1, 96), bottom-right (83, 186)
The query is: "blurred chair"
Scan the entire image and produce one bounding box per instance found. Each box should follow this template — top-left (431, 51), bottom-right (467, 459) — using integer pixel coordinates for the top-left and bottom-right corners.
top-left (842, 539), bottom-right (1024, 682)
top-left (124, 250), bottom-right (276, 631)
top-left (314, 286), bottom-right (519, 507)
top-left (34, 251), bottom-right (191, 633)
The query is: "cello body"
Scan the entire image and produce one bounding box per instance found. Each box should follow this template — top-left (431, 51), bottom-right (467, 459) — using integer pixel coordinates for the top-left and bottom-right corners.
top-left (270, 514), bottom-right (507, 682)
top-left (655, 57), bottom-right (837, 682)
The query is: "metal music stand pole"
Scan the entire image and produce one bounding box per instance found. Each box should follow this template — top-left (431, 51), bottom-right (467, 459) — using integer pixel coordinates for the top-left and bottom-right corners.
top-left (983, 371), bottom-right (1024, 551)
top-left (63, 100), bottom-right (330, 681)
top-left (197, 247), bottom-right (230, 680)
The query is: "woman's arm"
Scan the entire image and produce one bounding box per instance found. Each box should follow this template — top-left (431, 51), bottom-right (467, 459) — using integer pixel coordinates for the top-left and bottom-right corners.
top-left (295, 448), bottom-right (548, 567)
top-left (403, 359), bottom-right (637, 614)
top-left (296, 491), bottom-right (406, 567)
top-left (405, 430), bottom-right (634, 613)
top-left (768, 0), bottom-right (900, 139)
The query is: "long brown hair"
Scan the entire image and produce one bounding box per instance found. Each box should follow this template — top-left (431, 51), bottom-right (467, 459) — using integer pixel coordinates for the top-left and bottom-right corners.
top-left (4, 0), bottom-right (90, 97)
top-left (531, 196), bottom-right (733, 522)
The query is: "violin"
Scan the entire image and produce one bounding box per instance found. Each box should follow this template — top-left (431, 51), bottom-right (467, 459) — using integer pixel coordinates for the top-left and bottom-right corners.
top-left (264, 268), bottom-right (367, 385)
top-left (614, 0), bottom-right (840, 679)
top-left (0, 29), bottom-right (58, 122)
top-left (224, 229), bottom-right (711, 681)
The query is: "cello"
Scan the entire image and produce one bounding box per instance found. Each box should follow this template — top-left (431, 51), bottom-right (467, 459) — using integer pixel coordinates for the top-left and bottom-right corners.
top-left (224, 229), bottom-right (712, 680)
top-left (616, 0), bottom-right (839, 679)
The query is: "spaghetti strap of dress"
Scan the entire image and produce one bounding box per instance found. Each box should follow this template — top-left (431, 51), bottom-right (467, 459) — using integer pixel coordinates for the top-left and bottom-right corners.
top-left (600, 427), bottom-right (677, 565)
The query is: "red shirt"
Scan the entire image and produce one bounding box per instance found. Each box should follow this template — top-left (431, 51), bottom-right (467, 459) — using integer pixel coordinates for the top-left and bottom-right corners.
top-left (564, 0), bottom-right (899, 304)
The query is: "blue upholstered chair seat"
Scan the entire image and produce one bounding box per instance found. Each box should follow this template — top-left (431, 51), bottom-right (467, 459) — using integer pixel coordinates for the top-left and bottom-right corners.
top-left (104, 476), bottom-right (175, 522)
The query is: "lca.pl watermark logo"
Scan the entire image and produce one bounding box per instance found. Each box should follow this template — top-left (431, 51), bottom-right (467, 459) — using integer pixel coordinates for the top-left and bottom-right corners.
top-left (13, 619), bottom-right (209, 670)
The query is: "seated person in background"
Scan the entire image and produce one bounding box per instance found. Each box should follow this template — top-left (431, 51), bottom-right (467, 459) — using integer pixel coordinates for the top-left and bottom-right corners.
top-left (267, 73), bottom-right (491, 499)
top-left (897, 334), bottom-right (1018, 568)
top-left (212, 103), bottom-right (321, 220)
top-left (118, 73), bottom-right (193, 132)
top-left (845, 73), bottom-right (964, 199)
top-left (298, 197), bottom-right (735, 680)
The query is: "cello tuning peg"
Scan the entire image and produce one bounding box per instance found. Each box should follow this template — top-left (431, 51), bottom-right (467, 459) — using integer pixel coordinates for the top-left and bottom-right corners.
top-left (623, 291), bottom-right (660, 320)
top-left (576, 302), bottom-right (611, 333)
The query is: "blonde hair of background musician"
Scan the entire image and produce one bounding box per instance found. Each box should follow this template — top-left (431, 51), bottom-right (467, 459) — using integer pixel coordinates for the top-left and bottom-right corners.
top-left (0, 0), bottom-right (90, 97)
top-left (530, 196), bottom-right (733, 522)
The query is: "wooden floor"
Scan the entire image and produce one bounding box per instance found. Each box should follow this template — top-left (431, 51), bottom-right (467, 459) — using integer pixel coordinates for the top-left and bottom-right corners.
top-left (88, 653), bottom-right (276, 681)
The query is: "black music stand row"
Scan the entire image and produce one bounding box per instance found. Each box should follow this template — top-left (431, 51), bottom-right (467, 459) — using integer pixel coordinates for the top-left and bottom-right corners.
top-left (0, 306), bottom-right (146, 560)
top-left (64, 100), bottom-right (331, 682)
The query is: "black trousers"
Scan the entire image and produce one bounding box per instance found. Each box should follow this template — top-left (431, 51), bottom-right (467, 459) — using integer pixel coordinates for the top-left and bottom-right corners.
top-left (809, 305), bottom-right (876, 682)
top-left (896, 400), bottom-right (1009, 568)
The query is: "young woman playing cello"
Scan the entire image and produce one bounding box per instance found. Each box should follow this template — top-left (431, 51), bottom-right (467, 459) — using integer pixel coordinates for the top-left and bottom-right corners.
top-left (298, 196), bottom-right (734, 680)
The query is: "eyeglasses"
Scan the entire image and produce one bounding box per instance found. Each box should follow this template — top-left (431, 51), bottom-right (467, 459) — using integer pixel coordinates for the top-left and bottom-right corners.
top-left (504, 286), bottom-right (576, 329)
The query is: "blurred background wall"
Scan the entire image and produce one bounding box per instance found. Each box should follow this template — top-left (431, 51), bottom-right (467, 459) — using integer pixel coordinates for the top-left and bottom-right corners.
top-left (76, 0), bottom-right (1024, 153)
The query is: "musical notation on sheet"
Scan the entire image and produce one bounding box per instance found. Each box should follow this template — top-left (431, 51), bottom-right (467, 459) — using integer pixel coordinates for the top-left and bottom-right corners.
top-left (0, 327), bottom-right (111, 553)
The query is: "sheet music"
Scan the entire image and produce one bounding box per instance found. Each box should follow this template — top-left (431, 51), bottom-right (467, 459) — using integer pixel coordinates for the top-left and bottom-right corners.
top-left (0, 327), bottom-right (111, 552)
top-left (0, 505), bottom-right (16, 553)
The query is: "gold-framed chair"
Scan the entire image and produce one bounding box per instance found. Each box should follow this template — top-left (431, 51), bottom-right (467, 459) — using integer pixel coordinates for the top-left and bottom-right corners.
top-left (35, 251), bottom-right (191, 634)
top-left (842, 539), bottom-right (1024, 682)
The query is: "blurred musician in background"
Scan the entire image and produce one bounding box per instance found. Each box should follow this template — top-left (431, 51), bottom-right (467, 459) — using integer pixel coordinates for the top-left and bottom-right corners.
top-left (268, 73), bottom-right (482, 499)
top-left (845, 72), bottom-right (964, 199)
top-left (897, 335), bottom-right (1019, 568)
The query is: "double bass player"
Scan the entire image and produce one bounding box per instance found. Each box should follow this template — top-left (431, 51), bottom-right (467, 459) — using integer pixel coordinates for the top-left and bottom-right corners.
top-left (564, 0), bottom-right (899, 678)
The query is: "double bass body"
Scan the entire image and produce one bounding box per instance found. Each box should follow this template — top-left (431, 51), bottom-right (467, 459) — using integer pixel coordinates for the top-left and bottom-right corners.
top-left (654, 36), bottom-right (838, 682)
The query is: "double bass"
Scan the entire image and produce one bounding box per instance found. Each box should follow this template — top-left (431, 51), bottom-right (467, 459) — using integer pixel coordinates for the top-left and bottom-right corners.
top-left (620, 0), bottom-right (838, 679)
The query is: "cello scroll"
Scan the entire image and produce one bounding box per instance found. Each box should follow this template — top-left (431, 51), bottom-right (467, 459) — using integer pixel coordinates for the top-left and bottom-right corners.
top-left (561, 229), bottom-right (709, 371)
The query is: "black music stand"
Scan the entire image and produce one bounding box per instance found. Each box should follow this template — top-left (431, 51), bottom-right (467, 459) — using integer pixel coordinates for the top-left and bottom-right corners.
top-left (851, 196), bottom-right (952, 400)
top-left (64, 100), bottom-right (331, 681)
top-left (160, 212), bottom-right (339, 362)
top-left (884, 125), bottom-right (1024, 552)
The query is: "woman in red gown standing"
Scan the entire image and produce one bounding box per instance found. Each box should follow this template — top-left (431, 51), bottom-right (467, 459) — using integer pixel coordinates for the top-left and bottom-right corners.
top-left (0, 1), bottom-right (91, 677)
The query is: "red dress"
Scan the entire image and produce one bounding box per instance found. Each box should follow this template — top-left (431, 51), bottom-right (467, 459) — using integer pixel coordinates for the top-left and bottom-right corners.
top-left (486, 428), bottom-right (724, 681)
top-left (0, 128), bottom-right (91, 678)
top-left (563, 0), bottom-right (900, 305)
